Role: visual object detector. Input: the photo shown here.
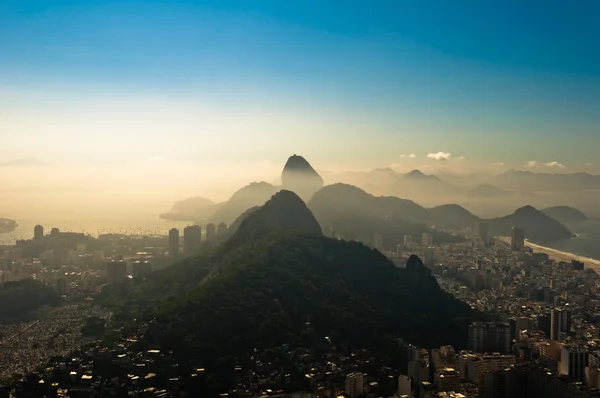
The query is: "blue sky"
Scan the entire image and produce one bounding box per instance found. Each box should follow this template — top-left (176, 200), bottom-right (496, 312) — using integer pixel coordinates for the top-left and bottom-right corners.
top-left (1, 0), bottom-right (599, 172)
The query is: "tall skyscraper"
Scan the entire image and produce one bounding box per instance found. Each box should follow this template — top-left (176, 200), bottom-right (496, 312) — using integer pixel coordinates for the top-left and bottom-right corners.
top-left (469, 322), bottom-right (511, 353)
top-left (132, 260), bottom-right (152, 278)
top-left (560, 346), bottom-right (588, 382)
top-left (551, 308), bottom-right (572, 340)
top-left (511, 227), bottom-right (525, 251)
top-left (422, 233), bottom-right (433, 247)
top-left (168, 228), bottom-right (180, 257)
top-left (398, 375), bottom-right (411, 397)
top-left (403, 235), bottom-right (412, 247)
top-left (345, 373), bottom-right (365, 398)
top-left (206, 223), bottom-right (217, 241)
top-left (374, 234), bottom-right (383, 250)
top-left (183, 225), bottom-right (202, 256)
top-left (106, 260), bottom-right (127, 284)
top-left (34, 225), bottom-right (44, 245)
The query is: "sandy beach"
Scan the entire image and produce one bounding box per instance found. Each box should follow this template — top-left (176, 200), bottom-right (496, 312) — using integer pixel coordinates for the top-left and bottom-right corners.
top-left (525, 241), bottom-right (600, 271)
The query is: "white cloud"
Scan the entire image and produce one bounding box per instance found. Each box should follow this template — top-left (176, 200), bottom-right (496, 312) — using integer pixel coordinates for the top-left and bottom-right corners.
top-left (400, 153), bottom-right (417, 159)
top-left (457, 156), bottom-right (465, 161)
top-left (427, 152), bottom-right (451, 161)
top-left (542, 161), bottom-right (565, 168)
top-left (491, 162), bottom-right (505, 166)
top-left (585, 162), bottom-right (593, 167)
top-left (526, 160), bottom-right (565, 169)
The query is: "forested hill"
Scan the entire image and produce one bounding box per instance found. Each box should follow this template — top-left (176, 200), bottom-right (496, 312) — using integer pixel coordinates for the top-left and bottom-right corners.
top-left (0, 279), bottom-right (61, 321)
top-left (97, 190), bottom-right (483, 391)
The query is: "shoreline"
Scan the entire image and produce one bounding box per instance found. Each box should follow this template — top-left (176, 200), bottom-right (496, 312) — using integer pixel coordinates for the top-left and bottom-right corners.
top-left (525, 241), bottom-right (600, 269)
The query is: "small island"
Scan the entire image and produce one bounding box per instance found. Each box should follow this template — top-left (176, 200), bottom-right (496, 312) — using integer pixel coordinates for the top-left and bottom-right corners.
top-left (0, 218), bottom-right (18, 234)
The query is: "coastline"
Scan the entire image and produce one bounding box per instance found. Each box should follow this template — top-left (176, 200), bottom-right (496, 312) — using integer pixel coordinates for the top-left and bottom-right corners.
top-left (525, 241), bottom-right (600, 269)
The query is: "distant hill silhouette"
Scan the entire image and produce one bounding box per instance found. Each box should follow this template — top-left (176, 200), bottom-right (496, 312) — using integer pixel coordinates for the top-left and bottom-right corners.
top-left (309, 183), bottom-right (429, 224)
top-left (487, 205), bottom-right (575, 242)
top-left (468, 183), bottom-right (510, 198)
top-left (160, 196), bottom-right (218, 222)
top-left (542, 206), bottom-right (588, 224)
top-left (162, 155), bottom-right (323, 223)
top-left (404, 169), bottom-right (442, 181)
top-left (223, 190), bottom-right (322, 251)
top-left (491, 170), bottom-right (600, 191)
top-left (281, 155), bottom-right (323, 201)
top-left (428, 204), bottom-right (481, 228)
top-left (209, 182), bottom-right (277, 224)
top-left (308, 184), bottom-right (462, 248)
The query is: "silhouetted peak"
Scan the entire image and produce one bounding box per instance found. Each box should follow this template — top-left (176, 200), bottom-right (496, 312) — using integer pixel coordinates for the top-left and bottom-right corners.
top-left (316, 183), bottom-right (368, 196)
top-left (405, 169), bottom-right (425, 178)
top-left (281, 155), bottom-right (323, 201)
top-left (370, 167), bottom-right (398, 175)
top-left (542, 206), bottom-right (588, 223)
top-left (404, 170), bottom-right (439, 180)
top-left (282, 155), bottom-right (320, 175)
top-left (226, 190), bottom-right (323, 248)
top-left (514, 205), bottom-right (538, 215)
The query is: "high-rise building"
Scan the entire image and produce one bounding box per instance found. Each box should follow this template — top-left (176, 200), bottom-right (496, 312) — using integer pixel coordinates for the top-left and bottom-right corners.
top-left (397, 375), bottom-right (411, 397)
top-left (34, 225), bottom-right (44, 245)
top-left (132, 260), bottom-right (151, 278)
top-left (422, 233), bottom-right (433, 247)
top-left (560, 346), bottom-right (588, 382)
top-left (183, 225), bottom-right (202, 256)
top-left (345, 373), bottom-right (365, 398)
top-left (550, 308), bottom-right (572, 340)
top-left (469, 322), bottom-right (511, 354)
top-left (374, 234), bottom-right (383, 250)
top-left (56, 277), bottom-right (68, 295)
top-left (206, 223), bottom-right (217, 241)
top-left (217, 222), bottom-right (228, 235)
top-left (168, 228), bottom-right (180, 257)
top-left (106, 260), bottom-right (127, 284)
top-left (511, 227), bottom-right (525, 251)
top-left (475, 222), bottom-right (489, 245)
top-left (435, 368), bottom-right (460, 392)
top-left (404, 235), bottom-right (412, 247)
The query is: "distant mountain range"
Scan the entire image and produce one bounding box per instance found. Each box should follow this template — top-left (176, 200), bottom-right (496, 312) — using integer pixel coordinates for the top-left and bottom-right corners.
top-left (490, 170), bottom-right (600, 191)
top-left (308, 184), bottom-right (574, 244)
top-left (541, 206), bottom-right (588, 224)
top-left (161, 155), bottom-right (584, 245)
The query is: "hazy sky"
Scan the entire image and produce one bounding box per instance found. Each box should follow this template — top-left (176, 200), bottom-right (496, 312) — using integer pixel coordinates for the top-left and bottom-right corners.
top-left (1, 0), bottom-right (600, 184)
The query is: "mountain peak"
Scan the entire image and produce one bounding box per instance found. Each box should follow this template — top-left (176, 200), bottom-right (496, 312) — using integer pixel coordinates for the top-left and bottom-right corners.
top-left (225, 190), bottom-right (323, 248)
top-left (514, 205), bottom-right (537, 215)
top-left (281, 155), bottom-right (324, 201)
top-left (404, 169), bottom-right (439, 180)
top-left (542, 206), bottom-right (588, 224)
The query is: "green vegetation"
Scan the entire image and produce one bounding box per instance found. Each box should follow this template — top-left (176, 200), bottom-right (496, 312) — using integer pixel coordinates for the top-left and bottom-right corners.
top-left (81, 316), bottom-right (106, 338)
top-left (0, 218), bottom-right (18, 234)
top-left (98, 190), bottom-right (482, 386)
top-left (0, 279), bottom-right (61, 321)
